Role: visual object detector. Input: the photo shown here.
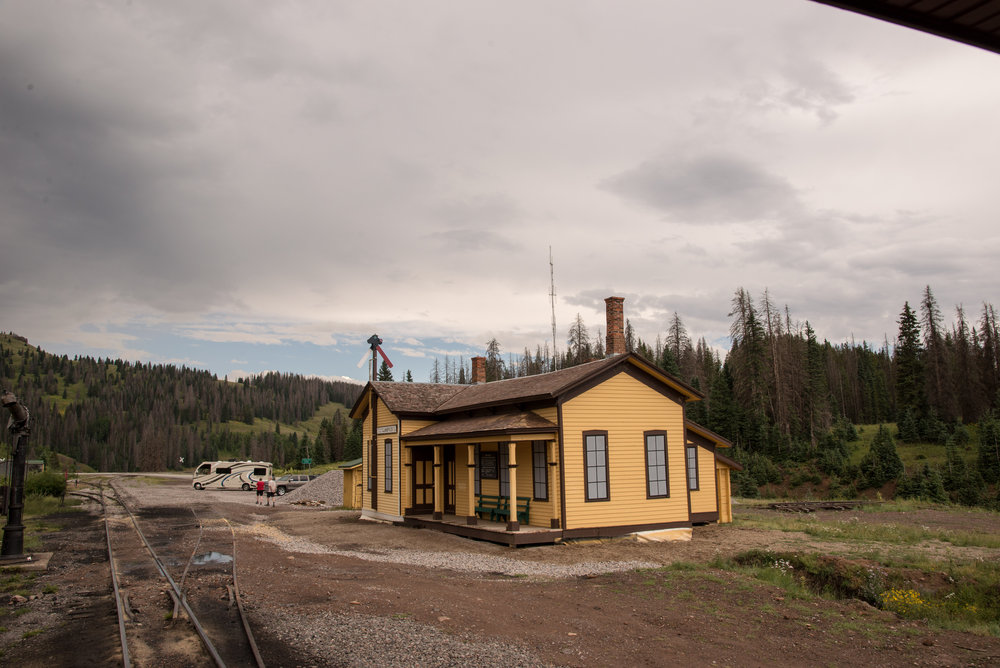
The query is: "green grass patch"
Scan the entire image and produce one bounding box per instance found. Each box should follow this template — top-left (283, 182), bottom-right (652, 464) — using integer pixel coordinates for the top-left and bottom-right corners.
top-left (719, 548), bottom-right (1000, 637)
top-left (735, 511), bottom-right (1000, 549)
top-left (22, 495), bottom-right (82, 519)
top-left (0, 573), bottom-right (35, 596)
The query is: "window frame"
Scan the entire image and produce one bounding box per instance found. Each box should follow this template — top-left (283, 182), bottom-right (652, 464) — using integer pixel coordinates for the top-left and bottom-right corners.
top-left (384, 438), bottom-right (393, 493)
top-left (368, 439), bottom-right (376, 491)
top-left (644, 430), bottom-right (669, 499)
top-left (583, 430), bottom-right (610, 502)
top-left (532, 441), bottom-right (548, 501)
top-left (686, 445), bottom-right (700, 491)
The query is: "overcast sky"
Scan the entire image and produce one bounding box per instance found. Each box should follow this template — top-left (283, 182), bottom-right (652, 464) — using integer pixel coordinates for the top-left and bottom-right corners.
top-left (2, 1), bottom-right (998, 385)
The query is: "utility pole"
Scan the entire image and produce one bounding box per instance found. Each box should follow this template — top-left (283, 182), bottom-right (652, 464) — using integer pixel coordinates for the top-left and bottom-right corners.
top-left (549, 246), bottom-right (558, 371)
top-left (1, 389), bottom-right (30, 561)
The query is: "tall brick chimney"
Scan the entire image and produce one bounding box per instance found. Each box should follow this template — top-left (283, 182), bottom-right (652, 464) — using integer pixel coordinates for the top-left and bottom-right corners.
top-left (471, 356), bottom-right (486, 384)
top-left (605, 296), bottom-right (625, 357)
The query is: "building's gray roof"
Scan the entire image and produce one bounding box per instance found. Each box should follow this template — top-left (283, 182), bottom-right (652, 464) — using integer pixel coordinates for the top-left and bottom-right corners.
top-left (355, 353), bottom-right (702, 419)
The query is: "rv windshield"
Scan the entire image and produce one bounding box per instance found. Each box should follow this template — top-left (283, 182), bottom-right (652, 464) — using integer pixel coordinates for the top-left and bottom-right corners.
top-left (196, 464), bottom-right (211, 475)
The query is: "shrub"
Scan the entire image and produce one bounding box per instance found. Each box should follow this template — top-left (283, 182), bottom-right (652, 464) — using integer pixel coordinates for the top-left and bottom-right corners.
top-left (24, 471), bottom-right (66, 498)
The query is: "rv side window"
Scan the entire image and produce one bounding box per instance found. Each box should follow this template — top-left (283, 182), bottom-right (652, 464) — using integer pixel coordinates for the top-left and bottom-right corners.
top-left (253, 467), bottom-right (267, 476)
top-left (196, 464), bottom-right (211, 475)
top-left (216, 467), bottom-right (232, 474)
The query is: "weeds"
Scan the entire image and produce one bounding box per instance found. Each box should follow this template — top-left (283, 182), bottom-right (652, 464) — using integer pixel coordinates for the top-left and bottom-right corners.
top-left (736, 513), bottom-right (1000, 549)
top-left (719, 548), bottom-right (1000, 636)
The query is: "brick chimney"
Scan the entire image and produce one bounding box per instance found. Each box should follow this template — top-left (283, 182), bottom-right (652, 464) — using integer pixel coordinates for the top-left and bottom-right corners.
top-left (471, 356), bottom-right (486, 384)
top-left (605, 296), bottom-right (625, 356)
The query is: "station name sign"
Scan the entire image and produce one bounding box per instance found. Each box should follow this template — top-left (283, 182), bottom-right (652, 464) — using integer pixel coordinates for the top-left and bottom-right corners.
top-left (376, 425), bottom-right (397, 435)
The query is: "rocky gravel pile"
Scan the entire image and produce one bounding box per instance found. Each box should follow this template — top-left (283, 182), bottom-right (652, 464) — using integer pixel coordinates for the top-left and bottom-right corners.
top-left (263, 608), bottom-right (545, 667)
top-left (282, 469), bottom-right (344, 506)
top-left (244, 522), bottom-right (657, 578)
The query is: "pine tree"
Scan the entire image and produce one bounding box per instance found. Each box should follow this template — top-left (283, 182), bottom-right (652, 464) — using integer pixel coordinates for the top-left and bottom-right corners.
top-left (895, 301), bottom-right (925, 418)
top-left (567, 315), bottom-right (590, 366)
top-left (920, 286), bottom-right (956, 420)
top-left (405, 370), bottom-right (413, 382)
top-left (485, 337), bottom-right (504, 382)
top-left (859, 424), bottom-right (904, 488)
top-left (977, 411), bottom-right (1000, 484)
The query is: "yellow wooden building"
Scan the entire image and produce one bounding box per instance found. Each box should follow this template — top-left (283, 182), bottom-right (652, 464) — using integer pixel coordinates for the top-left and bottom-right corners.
top-left (348, 298), bottom-right (739, 546)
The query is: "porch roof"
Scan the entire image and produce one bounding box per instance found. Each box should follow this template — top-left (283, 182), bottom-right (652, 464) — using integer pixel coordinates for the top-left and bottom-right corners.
top-left (402, 410), bottom-right (557, 444)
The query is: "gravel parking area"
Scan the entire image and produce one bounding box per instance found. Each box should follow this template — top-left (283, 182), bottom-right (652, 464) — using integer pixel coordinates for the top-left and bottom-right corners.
top-left (5, 475), bottom-right (999, 667)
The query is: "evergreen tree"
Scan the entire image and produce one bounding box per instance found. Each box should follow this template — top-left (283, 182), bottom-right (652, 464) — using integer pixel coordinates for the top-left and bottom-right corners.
top-left (344, 419), bottom-right (363, 460)
top-left (405, 369), bottom-right (413, 382)
top-left (485, 337), bottom-right (505, 382)
top-left (858, 424), bottom-right (904, 488)
top-left (977, 411), bottom-right (1000, 484)
top-left (895, 301), bottom-right (925, 418)
top-left (567, 314), bottom-right (591, 366)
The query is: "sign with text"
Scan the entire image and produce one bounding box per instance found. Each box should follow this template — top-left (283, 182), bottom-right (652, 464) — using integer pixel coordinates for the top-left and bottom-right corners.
top-left (479, 451), bottom-right (498, 479)
top-left (376, 425), bottom-right (397, 435)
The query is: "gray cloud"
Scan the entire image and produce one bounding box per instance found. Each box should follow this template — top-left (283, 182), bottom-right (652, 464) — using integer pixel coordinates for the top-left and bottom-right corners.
top-left (601, 153), bottom-right (800, 224)
top-left (1, 1), bottom-right (996, 382)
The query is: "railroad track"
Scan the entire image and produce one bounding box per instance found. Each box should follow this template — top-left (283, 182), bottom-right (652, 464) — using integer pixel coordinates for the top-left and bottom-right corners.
top-left (767, 500), bottom-right (879, 513)
top-left (73, 480), bottom-right (265, 667)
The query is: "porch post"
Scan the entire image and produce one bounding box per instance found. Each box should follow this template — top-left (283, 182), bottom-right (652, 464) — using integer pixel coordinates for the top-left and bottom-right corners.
top-left (466, 444), bottom-right (477, 525)
top-left (548, 439), bottom-right (561, 529)
top-left (432, 444), bottom-right (443, 520)
top-left (506, 441), bottom-right (519, 531)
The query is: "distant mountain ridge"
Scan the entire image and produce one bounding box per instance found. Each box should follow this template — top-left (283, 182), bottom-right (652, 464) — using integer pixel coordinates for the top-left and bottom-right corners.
top-left (0, 332), bottom-right (363, 472)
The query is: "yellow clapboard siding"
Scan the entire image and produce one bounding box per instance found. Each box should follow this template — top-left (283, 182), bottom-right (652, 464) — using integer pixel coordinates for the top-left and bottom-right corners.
top-left (561, 371), bottom-right (689, 529)
top-left (402, 419), bottom-right (437, 435)
top-left (689, 444), bottom-right (718, 514)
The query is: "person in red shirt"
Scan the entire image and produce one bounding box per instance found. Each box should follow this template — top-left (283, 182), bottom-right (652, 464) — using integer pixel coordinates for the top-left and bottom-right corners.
top-left (255, 478), bottom-right (265, 505)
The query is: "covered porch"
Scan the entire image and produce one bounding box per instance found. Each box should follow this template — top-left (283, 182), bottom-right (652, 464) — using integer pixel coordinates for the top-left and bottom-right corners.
top-left (402, 411), bottom-right (561, 537)
top-left (402, 512), bottom-right (564, 547)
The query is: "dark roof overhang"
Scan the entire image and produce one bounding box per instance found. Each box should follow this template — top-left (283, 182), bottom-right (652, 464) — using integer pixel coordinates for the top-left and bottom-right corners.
top-left (402, 410), bottom-right (558, 444)
top-left (807, 0), bottom-right (1000, 55)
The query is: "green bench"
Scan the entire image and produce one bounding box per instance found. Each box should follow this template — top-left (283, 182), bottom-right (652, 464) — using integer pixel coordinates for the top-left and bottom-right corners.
top-left (475, 495), bottom-right (531, 524)
top-left (474, 494), bottom-right (505, 521)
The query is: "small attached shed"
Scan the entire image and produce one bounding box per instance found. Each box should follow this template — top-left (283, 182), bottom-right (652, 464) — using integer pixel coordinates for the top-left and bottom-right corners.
top-left (340, 458), bottom-right (363, 510)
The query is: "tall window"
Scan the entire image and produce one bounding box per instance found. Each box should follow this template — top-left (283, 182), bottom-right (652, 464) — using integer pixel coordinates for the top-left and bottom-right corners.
top-left (645, 431), bottom-right (668, 498)
top-left (368, 440), bottom-right (376, 491)
top-left (499, 448), bottom-right (509, 497)
top-left (384, 439), bottom-right (393, 493)
top-left (584, 431), bottom-right (609, 501)
top-left (532, 441), bottom-right (548, 500)
top-left (686, 445), bottom-right (699, 491)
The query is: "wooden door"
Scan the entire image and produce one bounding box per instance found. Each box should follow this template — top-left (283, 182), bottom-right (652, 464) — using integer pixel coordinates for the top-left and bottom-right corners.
top-left (444, 445), bottom-right (456, 514)
top-left (410, 446), bottom-right (434, 513)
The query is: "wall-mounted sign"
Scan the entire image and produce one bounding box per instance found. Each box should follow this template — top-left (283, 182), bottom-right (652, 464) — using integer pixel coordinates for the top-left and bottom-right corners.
top-left (376, 425), bottom-right (397, 435)
top-left (479, 451), bottom-right (498, 479)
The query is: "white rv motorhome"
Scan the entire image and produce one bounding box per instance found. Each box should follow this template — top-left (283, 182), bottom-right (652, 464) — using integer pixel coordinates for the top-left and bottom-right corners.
top-left (192, 460), bottom-right (273, 491)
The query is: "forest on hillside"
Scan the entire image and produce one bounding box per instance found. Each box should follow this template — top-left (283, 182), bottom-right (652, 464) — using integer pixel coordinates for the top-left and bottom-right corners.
top-left (0, 335), bottom-right (363, 472)
top-left (420, 286), bottom-right (1000, 509)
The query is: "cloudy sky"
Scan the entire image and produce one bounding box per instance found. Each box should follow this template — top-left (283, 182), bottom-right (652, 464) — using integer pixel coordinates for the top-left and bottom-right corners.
top-left (2, 1), bottom-right (998, 384)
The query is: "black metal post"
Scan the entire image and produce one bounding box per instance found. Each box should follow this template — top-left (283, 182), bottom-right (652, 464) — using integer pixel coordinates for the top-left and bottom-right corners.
top-left (1, 390), bottom-right (30, 561)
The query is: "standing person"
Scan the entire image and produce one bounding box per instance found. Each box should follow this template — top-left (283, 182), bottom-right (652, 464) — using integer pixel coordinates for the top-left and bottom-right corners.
top-left (266, 476), bottom-right (277, 506)
top-left (255, 477), bottom-right (265, 505)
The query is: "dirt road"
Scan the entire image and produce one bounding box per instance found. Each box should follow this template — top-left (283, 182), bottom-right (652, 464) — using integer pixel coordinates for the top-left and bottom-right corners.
top-left (3, 476), bottom-right (999, 667)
